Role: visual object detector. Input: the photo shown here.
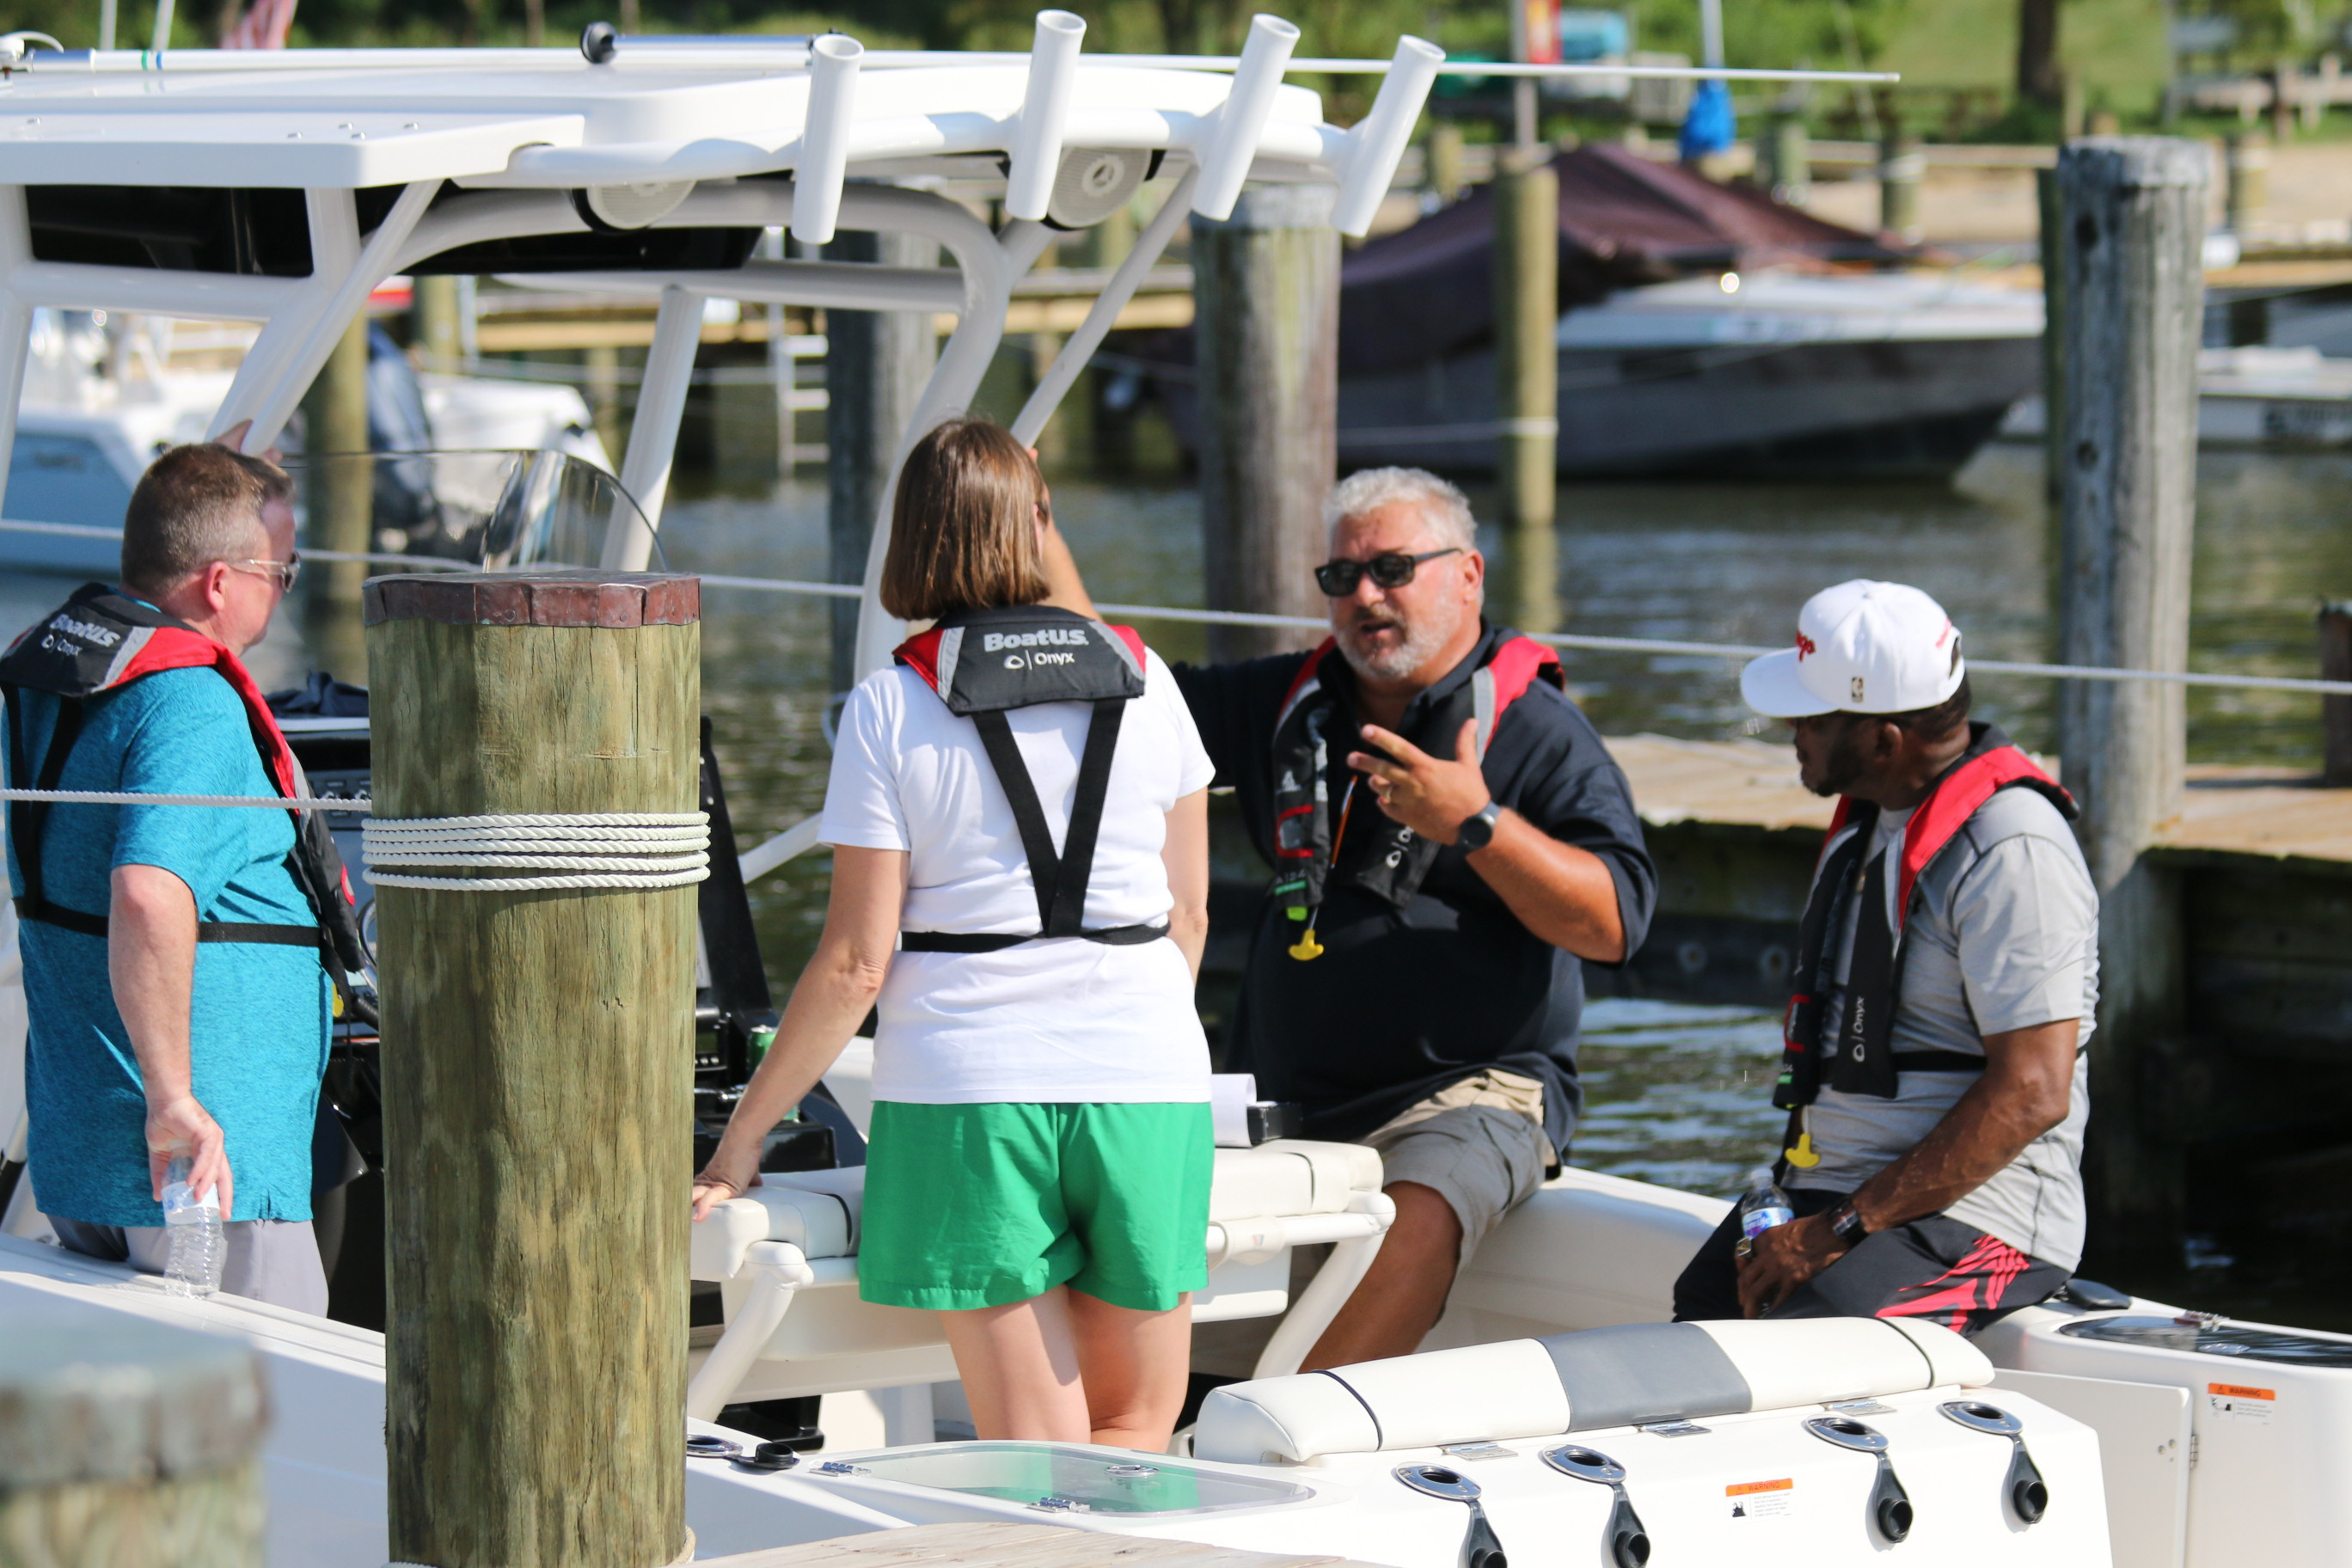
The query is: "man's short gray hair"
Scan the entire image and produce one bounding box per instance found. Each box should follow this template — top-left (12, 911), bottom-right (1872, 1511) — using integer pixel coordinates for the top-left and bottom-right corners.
top-left (119, 443), bottom-right (291, 597)
top-left (1323, 467), bottom-right (1478, 551)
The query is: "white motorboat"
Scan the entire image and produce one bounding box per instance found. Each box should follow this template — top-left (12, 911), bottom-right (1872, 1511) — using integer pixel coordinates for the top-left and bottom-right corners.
top-left (0, 23), bottom-right (2342, 1568)
top-left (2003, 344), bottom-right (2352, 450)
top-left (1338, 269), bottom-right (2047, 481)
top-left (3, 306), bottom-right (610, 576)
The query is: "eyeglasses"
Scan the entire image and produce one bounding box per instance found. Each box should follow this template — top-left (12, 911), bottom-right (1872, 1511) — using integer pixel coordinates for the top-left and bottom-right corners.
top-left (227, 552), bottom-right (302, 591)
top-left (1314, 548), bottom-right (1461, 597)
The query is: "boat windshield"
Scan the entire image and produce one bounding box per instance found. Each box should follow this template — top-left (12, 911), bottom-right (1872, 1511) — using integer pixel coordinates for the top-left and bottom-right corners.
top-left (281, 449), bottom-right (662, 573)
top-left (836, 1442), bottom-right (1314, 1515)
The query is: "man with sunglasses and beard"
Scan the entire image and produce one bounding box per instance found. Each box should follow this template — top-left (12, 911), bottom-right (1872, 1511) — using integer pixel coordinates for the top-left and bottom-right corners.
top-left (3, 438), bottom-right (340, 1312)
top-left (1044, 467), bottom-right (1656, 1369)
top-left (1670, 580), bottom-right (2095, 1335)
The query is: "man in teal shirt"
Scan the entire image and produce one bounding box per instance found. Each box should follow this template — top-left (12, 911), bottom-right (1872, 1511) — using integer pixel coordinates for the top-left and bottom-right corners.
top-left (4, 437), bottom-right (330, 1311)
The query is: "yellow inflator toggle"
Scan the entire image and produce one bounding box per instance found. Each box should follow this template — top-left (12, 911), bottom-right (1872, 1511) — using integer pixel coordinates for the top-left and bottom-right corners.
top-left (1289, 928), bottom-right (1325, 961)
top-left (1784, 1130), bottom-right (1821, 1168)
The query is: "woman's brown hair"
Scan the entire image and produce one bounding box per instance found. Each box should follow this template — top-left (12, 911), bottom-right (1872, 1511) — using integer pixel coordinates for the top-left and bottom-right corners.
top-left (879, 418), bottom-right (1050, 621)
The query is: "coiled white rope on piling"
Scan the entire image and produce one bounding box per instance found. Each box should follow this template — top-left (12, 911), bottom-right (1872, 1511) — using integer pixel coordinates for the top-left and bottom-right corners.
top-left (361, 812), bottom-right (712, 892)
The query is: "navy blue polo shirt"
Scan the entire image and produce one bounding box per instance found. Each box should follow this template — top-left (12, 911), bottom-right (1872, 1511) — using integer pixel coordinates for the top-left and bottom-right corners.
top-left (1174, 622), bottom-right (1657, 1154)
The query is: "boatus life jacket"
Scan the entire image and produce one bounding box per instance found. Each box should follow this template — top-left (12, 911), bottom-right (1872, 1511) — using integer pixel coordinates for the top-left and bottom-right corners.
top-left (0, 584), bottom-right (370, 995)
top-left (891, 603), bottom-right (1166, 953)
top-left (1267, 629), bottom-right (1564, 930)
top-left (1773, 722), bottom-right (2075, 1113)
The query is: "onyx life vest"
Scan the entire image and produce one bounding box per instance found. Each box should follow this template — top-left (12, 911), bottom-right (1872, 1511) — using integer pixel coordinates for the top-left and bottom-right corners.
top-left (1267, 629), bottom-right (1565, 931)
top-left (1773, 723), bottom-right (2075, 1110)
top-left (891, 603), bottom-right (1167, 953)
top-left (0, 584), bottom-right (369, 992)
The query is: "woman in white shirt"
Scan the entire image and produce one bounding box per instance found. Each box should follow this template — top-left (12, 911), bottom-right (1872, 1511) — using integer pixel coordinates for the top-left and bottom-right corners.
top-left (692, 417), bottom-right (1215, 1451)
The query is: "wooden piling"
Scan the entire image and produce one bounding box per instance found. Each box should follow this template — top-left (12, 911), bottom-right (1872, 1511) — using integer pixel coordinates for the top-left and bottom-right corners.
top-left (2226, 132), bottom-right (2268, 230)
top-left (0, 1315), bottom-right (269, 1565)
top-left (366, 571), bottom-right (701, 1568)
top-left (1765, 115), bottom-right (1811, 206)
top-left (2036, 167), bottom-right (2067, 502)
top-left (1878, 132), bottom-right (1923, 243)
top-left (1427, 121), bottom-right (1467, 205)
top-left (415, 274), bottom-right (462, 373)
top-left (302, 313), bottom-right (371, 682)
top-left (1493, 146), bottom-right (1560, 634)
top-left (2320, 601), bottom-right (2352, 786)
top-left (824, 230), bottom-right (939, 690)
top-left (2055, 137), bottom-right (2207, 1253)
top-left (1192, 184), bottom-right (1338, 662)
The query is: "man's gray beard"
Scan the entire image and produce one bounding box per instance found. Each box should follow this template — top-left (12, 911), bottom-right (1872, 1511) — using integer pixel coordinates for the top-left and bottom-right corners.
top-left (1338, 605), bottom-right (1461, 683)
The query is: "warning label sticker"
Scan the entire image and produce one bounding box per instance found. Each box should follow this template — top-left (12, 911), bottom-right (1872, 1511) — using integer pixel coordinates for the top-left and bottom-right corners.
top-left (1727, 1478), bottom-right (1794, 1519)
top-left (2208, 1382), bottom-right (2276, 1424)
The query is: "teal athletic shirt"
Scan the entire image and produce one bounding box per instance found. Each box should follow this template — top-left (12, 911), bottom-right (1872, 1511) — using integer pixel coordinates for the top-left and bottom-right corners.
top-left (6, 664), bottom-right (330, 1227)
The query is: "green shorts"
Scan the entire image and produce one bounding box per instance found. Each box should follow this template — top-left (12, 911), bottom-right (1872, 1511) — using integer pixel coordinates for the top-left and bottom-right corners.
top-left (859, 1100), bottom-right (1214, 1314)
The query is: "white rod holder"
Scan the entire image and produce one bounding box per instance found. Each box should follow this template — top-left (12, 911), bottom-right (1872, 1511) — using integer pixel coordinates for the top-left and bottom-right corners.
top-left (1011, 163), bottom-right (1198, 445)
top-left (1004, 10), bottom-right (1086, 223)
top-left (1332, 36), bottom-right (1443, 237)
top-left (789, 34), bottom-right (864, 246)
top-left (1191, 13), bottom-right (1300, 222)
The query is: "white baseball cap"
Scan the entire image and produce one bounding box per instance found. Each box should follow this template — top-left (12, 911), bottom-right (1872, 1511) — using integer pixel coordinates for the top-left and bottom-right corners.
top-left (1740, 579), bottom-right (1966, 718)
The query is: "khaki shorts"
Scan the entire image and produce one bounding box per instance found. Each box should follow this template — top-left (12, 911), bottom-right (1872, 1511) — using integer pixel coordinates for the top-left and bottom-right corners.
top-left (1189, 1070), bottom-right (1553, 1378)
top-left (1363, 1069), bottom-right (1554, 1270)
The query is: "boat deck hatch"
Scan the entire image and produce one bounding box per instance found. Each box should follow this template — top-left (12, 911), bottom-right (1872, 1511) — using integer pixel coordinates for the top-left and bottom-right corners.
top-left (2060, 1316), bottom-right (2352, 1367)
top-left (835, 1443), bottom-right (1314, 1515)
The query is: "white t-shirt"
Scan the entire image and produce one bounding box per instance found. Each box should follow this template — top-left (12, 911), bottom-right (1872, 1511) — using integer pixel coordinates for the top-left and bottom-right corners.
top-left (819, 645), bottom-right (1216, 1106)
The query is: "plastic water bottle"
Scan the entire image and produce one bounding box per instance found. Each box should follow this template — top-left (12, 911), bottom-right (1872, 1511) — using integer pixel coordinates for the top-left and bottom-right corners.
top-left (161, 1150), bottom-right (224, 1299)
top-left (1738, 1166), bottom-right (1795, 1240)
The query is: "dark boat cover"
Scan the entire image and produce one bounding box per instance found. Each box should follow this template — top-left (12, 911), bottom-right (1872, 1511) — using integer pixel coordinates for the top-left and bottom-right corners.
top-left (1151, 143), bottom-right (1913, 378)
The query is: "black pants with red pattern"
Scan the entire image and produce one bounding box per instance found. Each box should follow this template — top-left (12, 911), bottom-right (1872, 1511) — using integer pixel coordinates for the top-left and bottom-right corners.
top-left (1671, 1187), bottom-right (2071, 1338)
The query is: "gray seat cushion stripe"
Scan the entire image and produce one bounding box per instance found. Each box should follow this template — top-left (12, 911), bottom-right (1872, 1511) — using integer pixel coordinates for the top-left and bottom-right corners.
top-left (1538, 1323), bottom-right (1754, 1432)
top-left (1314, 1369), bottom-right (1386, 1450)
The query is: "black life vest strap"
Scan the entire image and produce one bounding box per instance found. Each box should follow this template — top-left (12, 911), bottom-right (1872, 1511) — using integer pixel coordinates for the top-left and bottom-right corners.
top-left (3, 683), bottom-right (336, 952)
top-left (1890, 1050), bottom-right (1990, 1075)
top-left (901, 922), bottom-right (1170, 953)
top-left (911, 697), bottom-right (1159, 953)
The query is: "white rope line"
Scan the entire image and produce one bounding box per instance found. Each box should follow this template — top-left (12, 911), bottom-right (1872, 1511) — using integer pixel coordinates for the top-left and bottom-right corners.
top-left (0, 787), bottom-right (368, 811)
top-left (9, 515), bottom-right (2349, 696)
top-left (360, 812), bottom-right (712, 893)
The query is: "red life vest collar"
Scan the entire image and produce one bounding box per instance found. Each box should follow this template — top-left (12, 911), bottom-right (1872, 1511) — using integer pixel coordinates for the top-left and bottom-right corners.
top-left (1819, 734), bottom-right (2074, 938)
top-left (1268, 627), bottom-right (1563, 922)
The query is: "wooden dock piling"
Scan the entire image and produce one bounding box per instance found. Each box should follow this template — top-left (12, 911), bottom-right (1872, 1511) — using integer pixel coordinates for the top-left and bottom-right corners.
top-left (2036, 167), bottom-right (2067, 501)
top-left (1192, 184), bottom-right (1338, 661)
top-left (0, 1316), bottom-right (269, 1565)
top-left (2320, 602), bottom-right (2352, 786)
top-left (367, 571), bottom-right (701, 1568)
top-left (1878, 131), bottom-right (1924, 243)
top-left (302, 314), bottom-right (371, 681)
top-left (2055, 137), bottom-right (2208, 1251)
top-left (1493, 146), bottom-right (1560, 634)
top-left (824, 231), bottom-right (939, 690)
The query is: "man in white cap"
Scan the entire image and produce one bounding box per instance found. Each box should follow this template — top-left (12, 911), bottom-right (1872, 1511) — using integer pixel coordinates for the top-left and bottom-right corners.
top-left (1671, 579), bottom-right (2098, 1333)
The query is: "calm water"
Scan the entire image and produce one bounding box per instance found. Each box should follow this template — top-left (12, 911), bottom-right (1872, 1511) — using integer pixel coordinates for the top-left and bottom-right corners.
top-left (13, 436), bottom-right (2351, 1321)
top-left (648, 438), bottom-right (2352, 1326)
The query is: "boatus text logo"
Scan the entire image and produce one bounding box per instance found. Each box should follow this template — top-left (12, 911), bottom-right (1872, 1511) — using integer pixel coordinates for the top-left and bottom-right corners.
top-left (41, 612), bottom-right (123, 654)
top-left (986, 627), bottom-right (1087, 670)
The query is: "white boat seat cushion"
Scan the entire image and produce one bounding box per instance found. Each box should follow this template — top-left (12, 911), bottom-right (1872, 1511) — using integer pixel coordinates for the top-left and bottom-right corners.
top-left (1194, 1317), bottom-right (1997, 1464)
top-left (691, 1140), bottom-right (1383, 1282)
top-left (1208, 1140), bottom-right (1383, 1222)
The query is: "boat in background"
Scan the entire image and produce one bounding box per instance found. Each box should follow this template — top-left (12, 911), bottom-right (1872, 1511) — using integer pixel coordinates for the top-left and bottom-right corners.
top-left (1344, 269), bottom-right (2043, 480)
top-left (3, 308), bottom-right (610, 577)
top-left (2006, 345), bottom-right (2352, 450)
top-left (1148, 141), bottom-right (2041, 481)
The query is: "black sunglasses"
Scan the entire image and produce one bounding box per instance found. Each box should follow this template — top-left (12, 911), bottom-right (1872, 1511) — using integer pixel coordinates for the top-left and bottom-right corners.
top-left (1314, 548), bottom-right (1462, 597)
